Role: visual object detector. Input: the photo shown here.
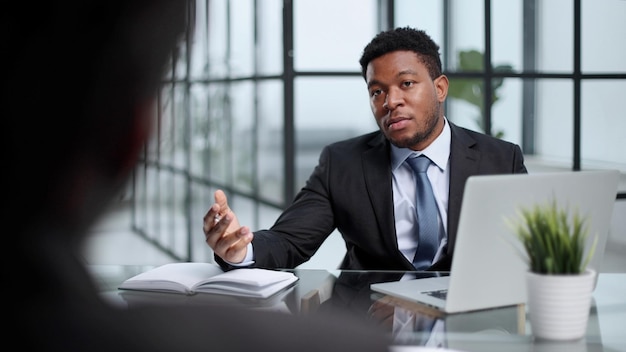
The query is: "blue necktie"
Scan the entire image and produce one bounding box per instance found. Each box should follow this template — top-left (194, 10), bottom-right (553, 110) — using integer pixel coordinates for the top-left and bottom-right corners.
top-left (406, 155), bottom-right (439, 270)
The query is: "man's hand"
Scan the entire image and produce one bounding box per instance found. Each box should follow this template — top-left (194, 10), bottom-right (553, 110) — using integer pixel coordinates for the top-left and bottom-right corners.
top-left (202, 190), bottom-right (253, 264)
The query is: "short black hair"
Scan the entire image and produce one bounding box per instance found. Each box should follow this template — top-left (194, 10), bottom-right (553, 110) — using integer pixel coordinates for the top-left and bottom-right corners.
top-left (359, 26), bottom-right (442, 80)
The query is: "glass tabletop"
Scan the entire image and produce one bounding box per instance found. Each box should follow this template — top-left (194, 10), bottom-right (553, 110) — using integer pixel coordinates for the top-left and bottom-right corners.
top-left (88, 265), bottom-right (626, 351)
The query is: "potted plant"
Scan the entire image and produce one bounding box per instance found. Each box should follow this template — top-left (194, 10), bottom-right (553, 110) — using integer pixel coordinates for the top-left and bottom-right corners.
top-left (508, 198), bottom-right (598, 341)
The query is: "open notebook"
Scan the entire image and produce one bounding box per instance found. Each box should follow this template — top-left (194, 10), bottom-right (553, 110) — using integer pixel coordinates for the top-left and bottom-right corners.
top-left (371, 170), bottom-right (620, 315)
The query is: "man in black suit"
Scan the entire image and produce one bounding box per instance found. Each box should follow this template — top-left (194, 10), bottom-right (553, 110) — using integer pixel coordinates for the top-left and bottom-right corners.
top-left (7, 1), bottom-right (390, 351)
top-left (204, 27), bottom-right (527, 272)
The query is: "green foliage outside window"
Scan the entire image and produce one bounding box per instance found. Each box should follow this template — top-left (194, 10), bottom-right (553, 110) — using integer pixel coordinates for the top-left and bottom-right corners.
top-left (447, 49), bottom-right (513, 139)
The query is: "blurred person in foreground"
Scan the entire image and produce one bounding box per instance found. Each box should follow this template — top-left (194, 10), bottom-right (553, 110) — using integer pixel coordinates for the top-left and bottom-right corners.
top-left (4, 1), bottom-right (390, 351)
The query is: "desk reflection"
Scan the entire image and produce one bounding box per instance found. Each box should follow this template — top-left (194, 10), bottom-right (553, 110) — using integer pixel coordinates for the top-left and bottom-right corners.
top-left (90, 266), bottom-right (622, 351)
top-left (309, 270), bottom-right (526, 349)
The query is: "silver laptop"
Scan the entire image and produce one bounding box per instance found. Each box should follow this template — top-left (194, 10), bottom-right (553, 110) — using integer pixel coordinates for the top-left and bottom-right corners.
top-left (371, 170), bottom-right (620, 314)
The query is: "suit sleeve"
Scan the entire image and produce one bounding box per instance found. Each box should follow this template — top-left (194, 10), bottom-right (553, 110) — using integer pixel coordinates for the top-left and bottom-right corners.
top-left (512, 143), bottom-right (528, 174)
top-left (248, 146), bottom-right (337, 269)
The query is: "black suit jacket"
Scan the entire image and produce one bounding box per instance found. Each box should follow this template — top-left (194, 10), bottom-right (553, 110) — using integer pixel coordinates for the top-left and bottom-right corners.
top-left (221, 122), bottom-right (527, 271)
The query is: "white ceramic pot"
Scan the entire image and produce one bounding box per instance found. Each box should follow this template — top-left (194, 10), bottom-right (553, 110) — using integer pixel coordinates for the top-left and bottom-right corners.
top-left (525, 268), bottom-right (596, 341)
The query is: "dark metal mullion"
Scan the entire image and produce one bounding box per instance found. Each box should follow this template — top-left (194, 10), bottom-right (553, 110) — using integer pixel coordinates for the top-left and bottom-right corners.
top-left (187, 70), bottom-right (626, 82)
top-left (379, 0), bottom-right (394, 30)
top-left (442, 0), bottom-right (450, 69)
top-left (441, 0), bottom-right (450, 115)
top-left (151, 86), bottom-right (163, 247)
top-left (483, 0), bottom-right (493, 136)
top-left (132, 88), bottom-right (155, 241)
top-left (225, 1), bottom-right (235, 197)
top-left (252, 0), bottom-right (260, 228)
top-left (167, 82), bottom-right (177, 256)
top-left (155, 76), bottom-right (171, 251)
top-left (573, 0), bottom-right (582, 171)
top-left (283, 0), bottom-right (295, 207)
top-left (522, 0), bottom-right (537, 154)
top-left (183, 0), bottom-right (195, 261)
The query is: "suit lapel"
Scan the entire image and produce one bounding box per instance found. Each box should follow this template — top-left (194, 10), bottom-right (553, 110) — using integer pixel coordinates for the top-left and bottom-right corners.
top-left (447, 123), bottom-right (480, 254)
top-left (360, 125), bottom-right (484, 266)
top-left (361, 134), bottom-right (400, 256)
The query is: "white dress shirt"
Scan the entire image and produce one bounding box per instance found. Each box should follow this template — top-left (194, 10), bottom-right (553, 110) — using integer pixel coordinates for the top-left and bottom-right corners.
top-left (390, 117), bottom-right (451, 266)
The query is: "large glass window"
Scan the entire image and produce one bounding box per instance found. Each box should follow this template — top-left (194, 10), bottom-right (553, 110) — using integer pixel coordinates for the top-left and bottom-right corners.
top-left (257, 0), bottom-right (284, 75)
top-left (294, 77), bottom-right (377, 190)
top-left (581, 80), bottom-right (626, 168)
top-left (537, 0), bottom-right (574, 72)
top-left (131, 0), bottom-right (626, 264)
top-left (293, 0), bottom-right (377, 72)
top-left (258, 80), bottom-right (285, 203)
top-left (535, 79), bottom-right (574, 167)
top-left (582, 0), bottom-right (626, 73)
top-left (395, 0), bottom-right (443, 44)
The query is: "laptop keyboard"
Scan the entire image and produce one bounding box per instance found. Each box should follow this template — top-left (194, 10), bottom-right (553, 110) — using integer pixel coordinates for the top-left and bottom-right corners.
top-left (424, 289), bottom-right (448, 300)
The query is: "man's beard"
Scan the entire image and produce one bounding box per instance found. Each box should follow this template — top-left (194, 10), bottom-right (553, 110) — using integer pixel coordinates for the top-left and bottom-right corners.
top-left (388, 108), bottom-right (441, 150)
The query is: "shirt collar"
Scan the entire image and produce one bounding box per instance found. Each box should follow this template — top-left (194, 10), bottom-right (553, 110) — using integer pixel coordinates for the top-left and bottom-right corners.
top-left (390, 117), bottom-right (451, 172)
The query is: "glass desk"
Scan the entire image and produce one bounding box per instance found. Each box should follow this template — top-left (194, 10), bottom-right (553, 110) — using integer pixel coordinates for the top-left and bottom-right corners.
top-left (89, 265), bottom-right (626, 351)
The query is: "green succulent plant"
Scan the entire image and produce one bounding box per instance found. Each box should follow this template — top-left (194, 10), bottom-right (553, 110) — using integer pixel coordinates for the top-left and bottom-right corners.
top-left (508, 198), bottom-right (597, 275)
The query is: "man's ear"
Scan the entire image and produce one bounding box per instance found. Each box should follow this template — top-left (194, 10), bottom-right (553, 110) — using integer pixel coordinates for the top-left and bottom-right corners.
top-left (434, 74), bottom-right (449, 103)
top-left (115, 99), bottom-right (155, 180)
